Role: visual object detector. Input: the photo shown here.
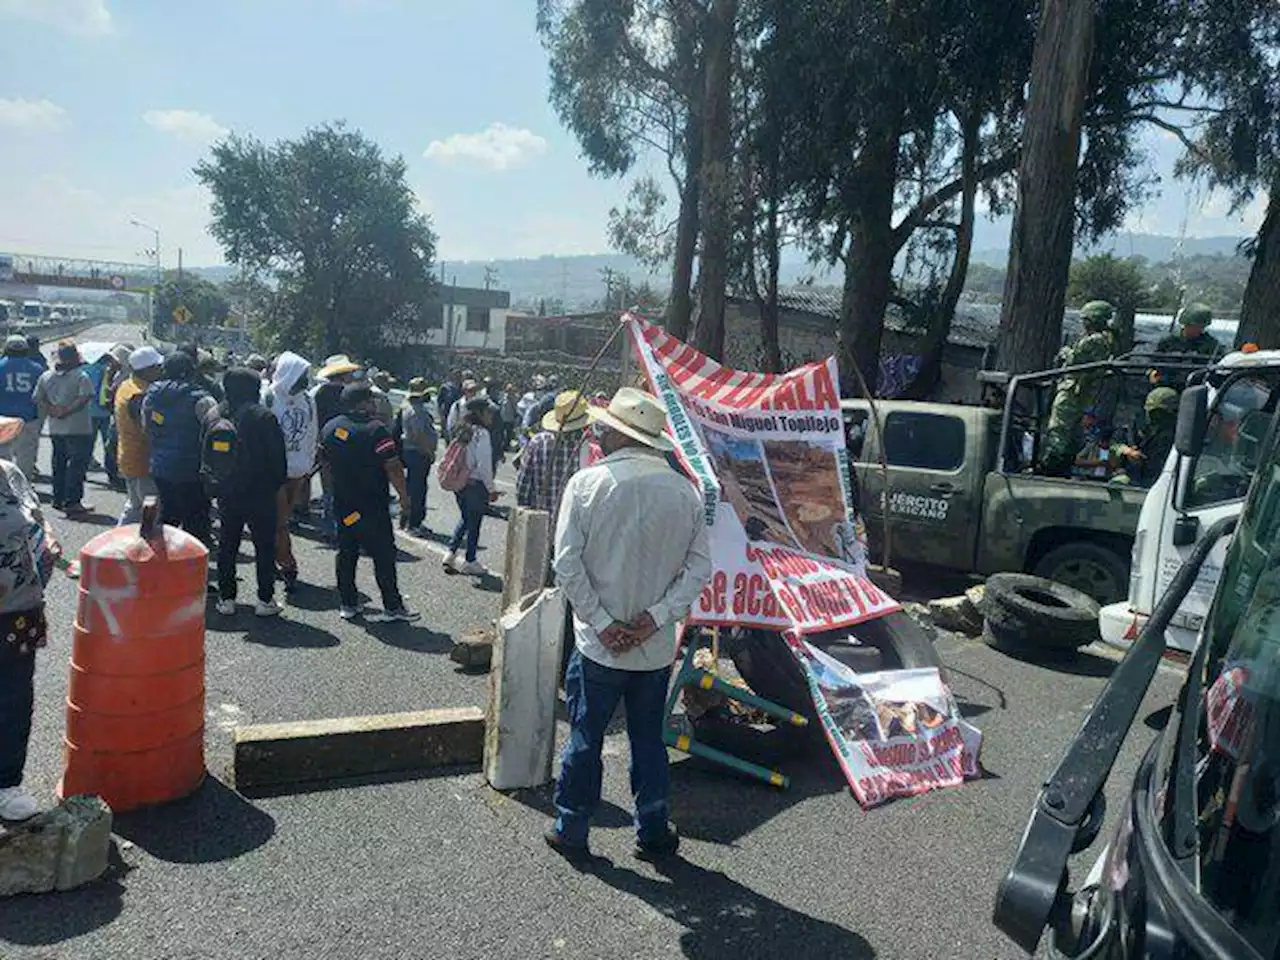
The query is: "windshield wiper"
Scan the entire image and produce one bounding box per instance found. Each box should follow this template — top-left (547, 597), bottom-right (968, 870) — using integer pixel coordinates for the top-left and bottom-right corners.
top-left (993, 515), bottom-right (1238, 954)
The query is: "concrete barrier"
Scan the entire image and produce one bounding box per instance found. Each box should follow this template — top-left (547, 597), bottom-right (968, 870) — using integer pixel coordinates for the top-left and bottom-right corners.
top-left (0, 795), bottom-right (112, 897)
top-left (233, 707), bottom-right (484, 792)
top-left (485, 589), bottom-right (565, 791)
top-left (500, 506), bottom-right (551, 613)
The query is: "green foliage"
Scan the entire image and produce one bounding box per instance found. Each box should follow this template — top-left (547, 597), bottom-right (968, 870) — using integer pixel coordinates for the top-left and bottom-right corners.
top-left (1067, 254), bottom-right (1151, 312)
top-left (153, 271), bottom-right (230, 336)
top-left (194, 123), bottom-right (436, 358)
top-left (607, 176), bottom-right (675, 268)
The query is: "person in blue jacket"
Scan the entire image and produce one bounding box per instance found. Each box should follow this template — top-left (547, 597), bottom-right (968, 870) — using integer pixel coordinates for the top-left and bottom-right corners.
top-left (142, 352), bottom-right (218, 545)
top-left (0, 336), bottom-right (47, 479)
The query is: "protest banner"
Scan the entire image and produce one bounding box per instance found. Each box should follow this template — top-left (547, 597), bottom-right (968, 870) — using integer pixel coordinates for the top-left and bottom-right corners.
top-left (788, 638), bottom-right (984, 807)
top-left (626, 315), bottom-right (900, 633)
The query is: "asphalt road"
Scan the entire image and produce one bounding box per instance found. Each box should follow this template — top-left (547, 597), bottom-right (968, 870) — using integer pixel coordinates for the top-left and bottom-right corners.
top-left (2, 324), bottom-right (1186, 959)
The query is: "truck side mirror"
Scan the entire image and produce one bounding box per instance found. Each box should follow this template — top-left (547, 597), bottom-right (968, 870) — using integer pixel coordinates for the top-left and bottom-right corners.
top-left (1175, 385), bottom-right (1209, 458)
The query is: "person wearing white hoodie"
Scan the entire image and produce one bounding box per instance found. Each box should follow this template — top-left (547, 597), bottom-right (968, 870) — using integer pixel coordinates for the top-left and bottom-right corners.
top-left (264, 351), bottom-right (316, 592)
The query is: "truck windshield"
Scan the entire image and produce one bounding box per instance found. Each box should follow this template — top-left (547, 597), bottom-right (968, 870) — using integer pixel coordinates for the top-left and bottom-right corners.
top-left (1186, 374), bottom-right (1280, 509)
top-left (1176, 404), bottom-right (1280, 955)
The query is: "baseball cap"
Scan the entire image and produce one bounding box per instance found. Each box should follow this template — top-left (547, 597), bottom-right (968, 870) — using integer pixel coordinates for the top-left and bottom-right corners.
top-left (129, 346), bottom-right (164, 372)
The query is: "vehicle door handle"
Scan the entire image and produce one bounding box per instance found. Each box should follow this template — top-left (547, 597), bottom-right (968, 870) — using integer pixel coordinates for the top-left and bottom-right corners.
top-left (929, 483), bottom-right (955, 496)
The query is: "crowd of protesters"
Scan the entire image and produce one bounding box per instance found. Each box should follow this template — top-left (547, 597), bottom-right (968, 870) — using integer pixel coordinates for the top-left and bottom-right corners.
top-left (3, 337), bottom-right (712, 861)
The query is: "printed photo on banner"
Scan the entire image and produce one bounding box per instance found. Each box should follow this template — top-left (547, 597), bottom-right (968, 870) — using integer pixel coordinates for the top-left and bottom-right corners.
top-left (788, 639), bottom-right (984, 807)
top-left (626, 314), bottom-right (897, 634)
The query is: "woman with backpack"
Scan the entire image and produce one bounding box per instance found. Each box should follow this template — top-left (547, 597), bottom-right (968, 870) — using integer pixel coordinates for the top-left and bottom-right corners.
top-left (440, 396), bottom-right (497, 576)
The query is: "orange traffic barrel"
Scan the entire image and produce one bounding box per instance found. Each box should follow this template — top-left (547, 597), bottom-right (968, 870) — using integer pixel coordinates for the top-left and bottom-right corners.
top-left (59, 500), bottom-right (209, 812)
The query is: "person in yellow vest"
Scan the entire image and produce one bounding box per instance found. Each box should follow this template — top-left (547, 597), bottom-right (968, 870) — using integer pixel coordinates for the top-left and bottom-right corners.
top-left (114, 347), bottom-right (165, 526)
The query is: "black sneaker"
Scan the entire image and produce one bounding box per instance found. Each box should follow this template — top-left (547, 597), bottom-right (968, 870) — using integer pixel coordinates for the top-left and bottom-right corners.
top-left (635, 826), bottom-right (680, 861)
top-left (544, 828), bottom-right (592, 861)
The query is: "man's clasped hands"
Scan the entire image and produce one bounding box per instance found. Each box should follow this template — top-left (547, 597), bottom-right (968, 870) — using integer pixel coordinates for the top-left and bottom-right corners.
top-left (597, 612), bottom-right (659, 653)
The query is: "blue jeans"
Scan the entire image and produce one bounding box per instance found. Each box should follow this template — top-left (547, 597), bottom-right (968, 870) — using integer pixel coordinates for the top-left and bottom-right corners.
top-left (448, 480), bottom-right (487, 562)
top-left (50, 433), bottom-right (92, 507)
top-left (554, 648), bottom-right (673, 846)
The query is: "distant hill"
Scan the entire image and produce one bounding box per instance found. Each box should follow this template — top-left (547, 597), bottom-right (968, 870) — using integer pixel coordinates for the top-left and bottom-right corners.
top-left (190, 229), bottom-right (1250, 311)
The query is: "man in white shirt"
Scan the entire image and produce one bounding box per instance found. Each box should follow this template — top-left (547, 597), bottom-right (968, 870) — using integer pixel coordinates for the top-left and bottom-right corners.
top-left (546, 387), bottom-right (711, 861)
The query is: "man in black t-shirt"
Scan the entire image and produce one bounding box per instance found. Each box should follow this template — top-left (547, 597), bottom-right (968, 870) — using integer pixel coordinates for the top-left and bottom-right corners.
top-left (319, 384), bottom-right (419, 623)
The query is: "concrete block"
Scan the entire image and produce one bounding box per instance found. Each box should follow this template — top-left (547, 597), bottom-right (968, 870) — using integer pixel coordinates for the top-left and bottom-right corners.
top-left (0, 795), bottom-right (112, 897)
top-left (927, 594), bottom-right (982, 635)
top-left (866, 564), bottom-right (903, 598)
top-left (485, 588), bottom-right (565, 791)
top-left (965, 584), bottom-right (986, 616)
top-left (54, 795), bottom-right (112, 891)
top-left (234, 707), bottom-right (485, 791)
top-left (450, 628), bottom-right (494, 670)
top-left (500, 507), bottom-right (551, 615)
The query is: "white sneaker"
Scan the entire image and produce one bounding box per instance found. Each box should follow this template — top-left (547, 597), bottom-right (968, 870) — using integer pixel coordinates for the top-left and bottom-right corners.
top-left (442, 552), bottom-right (460, 574)
top-left (254, 600), bottom-right (282, 618)
top-left (0, 787), bottom-right (41, 822)
top-left (215, 599), bottom-right (236, 616)
top-left (367, 607), bottom-right (422, 624)
top-left (339, 605), bottom-right (364, 621)
top-left (459, 561), bottom-right (487, 577)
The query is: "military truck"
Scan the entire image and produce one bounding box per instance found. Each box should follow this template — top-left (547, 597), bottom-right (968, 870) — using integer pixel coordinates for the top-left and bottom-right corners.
top-left (843, 355), bottom-right (1205, 604)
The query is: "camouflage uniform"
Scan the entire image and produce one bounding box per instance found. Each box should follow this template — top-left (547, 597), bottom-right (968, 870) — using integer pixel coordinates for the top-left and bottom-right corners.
top-left (1111, 387), bottom-right (1178, 487)
top-left (1152, 303), bottom-right (1222, 387)
top-left (1041, 301), bottom-right (1116, 476)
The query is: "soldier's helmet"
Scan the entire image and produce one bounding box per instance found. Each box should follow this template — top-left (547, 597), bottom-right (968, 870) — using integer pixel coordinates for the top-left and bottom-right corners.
top-left (1177, 302), bottom-right (1213, 329)
top-left (1079, 300), bottom-right (1115, 331)
top-left (1145, 386), bottom-right (1179, 416)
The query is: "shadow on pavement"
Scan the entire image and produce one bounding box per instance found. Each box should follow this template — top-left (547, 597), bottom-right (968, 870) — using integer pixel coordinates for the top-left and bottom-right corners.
top-left (473, 572), bottom-right (503, 593)
top-left (238, 763), bottom-right (479, 800)
top-left (0, 844), bottom-right (130, 947)
top-left (363, 622), bottom-right (453, 654)
top-left (112, 776), bottom-right (275, 863)
top-left (239, 616), bottom-right (342, 648)
top-left (591, 856), bottom-right (876, 959)
top-left (989, 646), bottom-right (1118, 678)
top-left (1144, 704), bottom-right (1173, 731)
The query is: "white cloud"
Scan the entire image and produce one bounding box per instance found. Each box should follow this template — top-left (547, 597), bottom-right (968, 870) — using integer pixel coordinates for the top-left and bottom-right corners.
top-left (424, 123), bottom-right (548, 172)
top-left (142, 109), bottom-right (229, 144)
top-left (0, 98), bottom-right (68, 130)
top-left (0, 0), bottom-right (112, 36)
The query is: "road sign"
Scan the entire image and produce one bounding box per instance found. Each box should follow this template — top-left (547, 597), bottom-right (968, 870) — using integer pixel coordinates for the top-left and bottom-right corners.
top-left (173, 305), bottom-right (194, 325)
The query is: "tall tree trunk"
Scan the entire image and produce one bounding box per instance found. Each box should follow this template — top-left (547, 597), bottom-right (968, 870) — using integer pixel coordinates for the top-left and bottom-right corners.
top-left (691, 0), bottom-right (737, 361)
top-left (903, 114), bottom-right (979, 400)
top-left (839, 119), bottom-right (901, 397)
top-left (667, 111), bottom-right (702, 341)
top-left (1238, 185), bottom-right (1280, 349)
top-left (994, 0), bottom-right (1096, 374)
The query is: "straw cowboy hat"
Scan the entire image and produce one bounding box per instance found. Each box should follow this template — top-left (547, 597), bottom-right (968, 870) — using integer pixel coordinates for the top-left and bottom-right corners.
top-left (0, 416), bottom-right (24, 447)
top-left (319, 354), bottom-right (361, 379)
top-left (588, 388), bottom-right (673, 451)
top-left (406, 377), bottom-right (432, 398)
top-left (541, 390), bottom-right (591, 433)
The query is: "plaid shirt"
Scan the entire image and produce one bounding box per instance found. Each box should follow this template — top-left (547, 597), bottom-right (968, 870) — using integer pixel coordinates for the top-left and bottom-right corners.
top-left (516, 430), bottom-right (587, 524)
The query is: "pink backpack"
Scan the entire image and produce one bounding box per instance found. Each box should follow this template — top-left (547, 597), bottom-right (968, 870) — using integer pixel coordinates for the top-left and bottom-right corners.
top-left (437, 432), bottom-right (472, 492)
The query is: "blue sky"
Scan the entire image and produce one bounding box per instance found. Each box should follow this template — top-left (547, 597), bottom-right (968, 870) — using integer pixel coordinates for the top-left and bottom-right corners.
top-left (0, 0), bottom-right (1269, 271)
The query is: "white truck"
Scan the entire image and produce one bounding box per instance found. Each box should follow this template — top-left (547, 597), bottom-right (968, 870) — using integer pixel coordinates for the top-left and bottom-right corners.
top-left (1098, 347), bottom-right (1280, 653)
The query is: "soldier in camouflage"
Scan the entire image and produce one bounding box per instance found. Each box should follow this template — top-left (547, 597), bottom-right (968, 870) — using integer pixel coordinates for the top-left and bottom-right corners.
top-left (1149, 302), bottom-right (1222, 390)
top-left (1040, 301), bottom-right (1117, 476)
top-left (1111, 386), bottom-right (1179, 487)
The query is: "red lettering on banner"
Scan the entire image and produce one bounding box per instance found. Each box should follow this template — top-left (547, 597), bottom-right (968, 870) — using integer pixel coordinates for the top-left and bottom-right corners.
top-left (699, 571), bottom-right (729, 615)
top-left (720, 372), bottom-right (764, 408)
top-left (689, 366), bottom-right (737, 401)
top-left (811, 365), bottom-right (839, 410)
top-left (666, 344), bottom-right (704, 386)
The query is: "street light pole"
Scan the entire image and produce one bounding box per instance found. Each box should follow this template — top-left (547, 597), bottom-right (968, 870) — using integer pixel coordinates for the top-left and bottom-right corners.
top-left (129, 218), bottom-right (161, 337)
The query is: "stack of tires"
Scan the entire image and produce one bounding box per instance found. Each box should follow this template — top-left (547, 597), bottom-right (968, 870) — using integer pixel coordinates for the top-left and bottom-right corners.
top-left (980, 573), bottom-right (1100, 656)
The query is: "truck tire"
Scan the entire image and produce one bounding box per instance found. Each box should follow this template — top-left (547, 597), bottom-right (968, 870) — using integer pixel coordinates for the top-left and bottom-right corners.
top-left (1032, 542), bottom-right (1129, 606)
top-left (726, 612), bottom-right (944, 734)
top-left (984, 573), bottom-right (1099, 651)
